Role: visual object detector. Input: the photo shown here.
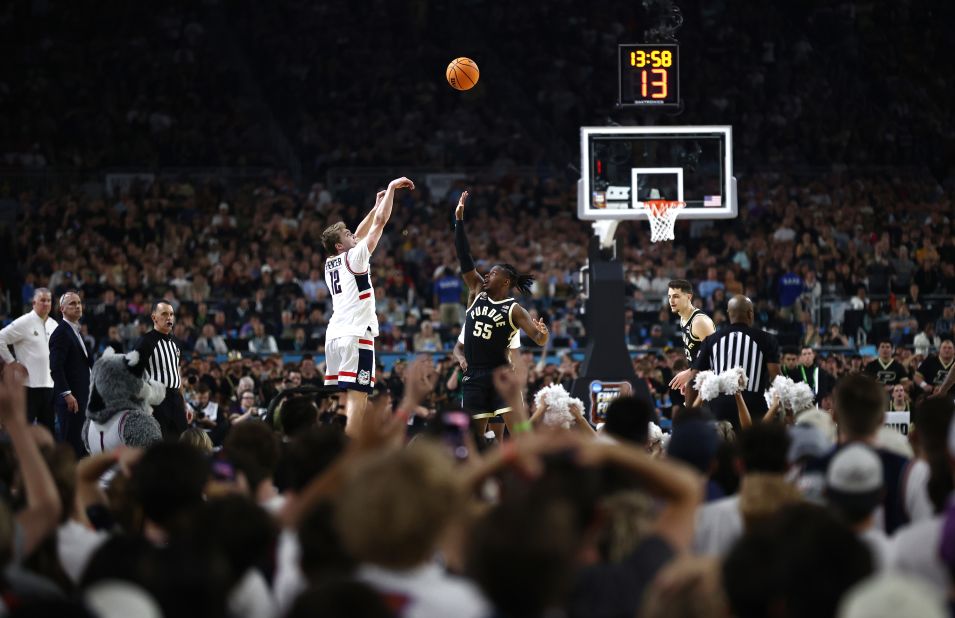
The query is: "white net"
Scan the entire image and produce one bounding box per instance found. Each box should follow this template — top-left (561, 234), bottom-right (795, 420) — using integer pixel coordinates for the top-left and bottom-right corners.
top-left (646, 201), bottom-right (685, 243)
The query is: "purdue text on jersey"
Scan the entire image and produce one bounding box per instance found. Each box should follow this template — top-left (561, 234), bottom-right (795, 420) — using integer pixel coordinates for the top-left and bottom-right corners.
top-left (463, 293), bottom-right (519, 372)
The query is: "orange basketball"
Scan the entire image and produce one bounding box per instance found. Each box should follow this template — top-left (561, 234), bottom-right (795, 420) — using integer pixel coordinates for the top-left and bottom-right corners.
top-left (446, 57), bottom-right (480, 91)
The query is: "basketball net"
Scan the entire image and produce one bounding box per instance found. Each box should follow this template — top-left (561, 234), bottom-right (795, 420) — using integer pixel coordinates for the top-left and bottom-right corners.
top-left (645, 200), bottom-right (685, 243)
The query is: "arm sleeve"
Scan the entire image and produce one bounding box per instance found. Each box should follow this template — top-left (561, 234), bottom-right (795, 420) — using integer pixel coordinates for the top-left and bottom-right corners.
top-left (133, 333), bottom-right (157, 361)
top-left (345, 240), bottom-right (371, 273)
top-left (455, 221), bottom-right (475, 274)
top-left (133, 334), bottom-right (159, 380)
top-left (49, 330), bottom-right (69, 396)
top-left (0, 317), bottom-right (24, 363)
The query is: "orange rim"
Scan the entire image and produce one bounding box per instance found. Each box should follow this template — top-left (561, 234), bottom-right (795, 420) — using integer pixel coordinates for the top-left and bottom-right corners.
top-left (645, 200), bottom-right (685, 215)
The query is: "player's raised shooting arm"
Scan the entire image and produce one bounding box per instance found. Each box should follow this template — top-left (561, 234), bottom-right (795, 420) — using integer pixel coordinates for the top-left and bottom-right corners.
top-left (366, 177), bottom-right (414, 254)
top-left (355, 190), bottom-right (386, 240)
top-left (454, 190), bottom-right (484, 293)
top-left (512, 304), bottom-right (549, 347)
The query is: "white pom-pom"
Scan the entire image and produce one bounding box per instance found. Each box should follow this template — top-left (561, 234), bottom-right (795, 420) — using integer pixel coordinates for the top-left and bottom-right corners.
top-left (542, 407), bottom-right (575, 430)
top-left (647, 422), bottom-right (663, 444)
top-left (765, 375), bottom-right (793, 408)
top-left (718, 367), bottom-right (748, 395)
top-left (693, 370), bottom-right (714, 390)
top-left (534, 384), bottom-right (575, 429)
top-left (102, 347), bottom-right (117, 358)
top-left (763, 375), bottom-right (815, 414)
top-left (786, 382), bottom-right (815, 414)
top-left (695, 371), bottom-right (722, 401)
top-left (534, 384), bottom-right (569, 413)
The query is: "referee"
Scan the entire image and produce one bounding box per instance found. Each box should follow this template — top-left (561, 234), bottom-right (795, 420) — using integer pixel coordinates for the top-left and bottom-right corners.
top-left (135, 302), bottom-right (186, 438)
top-left (685, 296), bottom-right (780, 428)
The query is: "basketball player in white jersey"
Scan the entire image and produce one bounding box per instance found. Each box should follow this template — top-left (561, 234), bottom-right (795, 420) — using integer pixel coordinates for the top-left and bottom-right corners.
top-left (667, 279), bottom-right (716, 391)
top-left (320, 177), bottom-right (414, 434)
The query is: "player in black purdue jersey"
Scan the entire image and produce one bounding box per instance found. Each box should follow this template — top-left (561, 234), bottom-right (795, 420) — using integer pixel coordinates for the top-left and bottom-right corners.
top-left (453, 191), bottom-right (548, 434)
top-left (915, 339), bottom-right (954, 397)
top-left (863, 340), bottom-right (909, 393)
top-left (666, 279), bottom-right (716, 392)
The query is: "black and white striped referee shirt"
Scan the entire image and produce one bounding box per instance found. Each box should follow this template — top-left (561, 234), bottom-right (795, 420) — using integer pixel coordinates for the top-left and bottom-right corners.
top-left (135, 330), bottom-right (182, 389)
top-left (691, 323), bottom-right (780, 424)
top-left (692, 323), bottom-right (780, 394)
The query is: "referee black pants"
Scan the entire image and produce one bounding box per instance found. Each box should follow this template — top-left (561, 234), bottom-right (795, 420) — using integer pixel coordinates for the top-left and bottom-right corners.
top-left (27, 387), bottom-right (54, 434)
top-left (153, 389), bottom-right (187, 439)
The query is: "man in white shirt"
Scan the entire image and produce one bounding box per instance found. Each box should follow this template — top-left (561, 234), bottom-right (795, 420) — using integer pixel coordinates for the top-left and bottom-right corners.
top-left (0, 287), bottom-right (58, 431)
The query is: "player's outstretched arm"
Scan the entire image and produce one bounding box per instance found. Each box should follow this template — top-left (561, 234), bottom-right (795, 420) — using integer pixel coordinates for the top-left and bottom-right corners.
top-left (366, 177), bottom-right (414, 254)
top-left (355, 190), bottom-right (386, 240)
top-left (669, 368), bottom-right (697, 390)
top-left (512, 305), bottom-right (549, 347)
top-left (454, 190), bottom-right (485, 293)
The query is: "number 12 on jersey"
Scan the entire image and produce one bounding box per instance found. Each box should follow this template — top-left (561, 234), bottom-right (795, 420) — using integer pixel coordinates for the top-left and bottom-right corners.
top-left (330, 270), bottom-right (342, 294)
top-left (472, 322), bottom-right (493, 340)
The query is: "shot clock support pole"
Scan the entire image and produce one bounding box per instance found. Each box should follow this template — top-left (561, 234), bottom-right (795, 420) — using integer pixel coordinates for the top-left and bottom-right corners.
top-left (570, 229), bottom-right (652, 424)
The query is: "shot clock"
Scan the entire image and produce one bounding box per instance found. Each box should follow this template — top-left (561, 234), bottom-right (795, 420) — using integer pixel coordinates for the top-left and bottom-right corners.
top-left (618, 44), bottom-right (680, 108)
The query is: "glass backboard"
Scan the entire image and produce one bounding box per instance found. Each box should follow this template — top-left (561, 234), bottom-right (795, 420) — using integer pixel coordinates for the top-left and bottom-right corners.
top-left (579, 126), bottom-right (736, 221)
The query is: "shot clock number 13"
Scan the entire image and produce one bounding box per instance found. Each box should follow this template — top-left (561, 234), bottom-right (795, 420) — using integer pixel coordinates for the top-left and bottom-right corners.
top-left (617, 44), bottom-right (680, 108)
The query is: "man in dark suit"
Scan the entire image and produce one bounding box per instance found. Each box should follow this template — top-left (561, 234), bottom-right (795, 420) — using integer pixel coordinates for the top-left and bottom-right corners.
top-left (50, 291), bottom-right (94, 456)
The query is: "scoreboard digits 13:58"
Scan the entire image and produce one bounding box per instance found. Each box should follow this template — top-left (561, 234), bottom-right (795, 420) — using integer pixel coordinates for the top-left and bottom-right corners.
top-left (618, 43), bottom-right (680, 108)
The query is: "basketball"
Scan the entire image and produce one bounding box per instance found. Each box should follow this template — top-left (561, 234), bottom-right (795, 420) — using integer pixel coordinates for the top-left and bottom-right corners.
top-left (446, 57), bottom-right (479, 91)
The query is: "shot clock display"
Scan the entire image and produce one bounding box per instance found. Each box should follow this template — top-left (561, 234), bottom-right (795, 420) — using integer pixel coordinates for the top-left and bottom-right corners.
top-left (618, 44), bottom-right (680, 108)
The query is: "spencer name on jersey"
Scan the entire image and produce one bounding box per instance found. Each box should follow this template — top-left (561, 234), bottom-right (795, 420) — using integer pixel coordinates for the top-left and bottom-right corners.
top-left (325, 240), bottom-right (379, 340)
top-left (464, 293), bottom-right (518, 372)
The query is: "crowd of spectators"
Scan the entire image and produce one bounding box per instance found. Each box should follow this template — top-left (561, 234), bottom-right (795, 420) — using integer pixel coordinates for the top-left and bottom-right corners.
top-left (2, 1), bottom-right (955, 616)
top-left (6, 168), bottom-right (954, 355)
top-left (0, 328), bottom-right (954, 616)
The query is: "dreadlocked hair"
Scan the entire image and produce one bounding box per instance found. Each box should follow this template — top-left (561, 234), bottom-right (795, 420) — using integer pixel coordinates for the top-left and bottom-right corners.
top-left (497, 264), bottom-right (535, 296)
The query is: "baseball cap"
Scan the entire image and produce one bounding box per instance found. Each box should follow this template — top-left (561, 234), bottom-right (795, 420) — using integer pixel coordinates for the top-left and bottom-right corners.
top-left (837, 573), bottom-right (945, 618)
top-left (825, 443), bottom-right (883, 519)
top-left (667, 420), bottom-right (718, 474)
top-left (787, 424), bottom-right (830, 465)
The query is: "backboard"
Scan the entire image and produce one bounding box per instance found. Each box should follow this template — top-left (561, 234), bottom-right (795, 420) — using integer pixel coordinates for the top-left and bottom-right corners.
top-left (579, 126), bottom-right (736, 221)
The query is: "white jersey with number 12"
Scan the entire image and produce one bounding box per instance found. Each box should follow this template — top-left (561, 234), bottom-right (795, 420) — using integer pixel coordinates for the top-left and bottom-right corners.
top-left (325, 239), bottom-right (379, 340)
